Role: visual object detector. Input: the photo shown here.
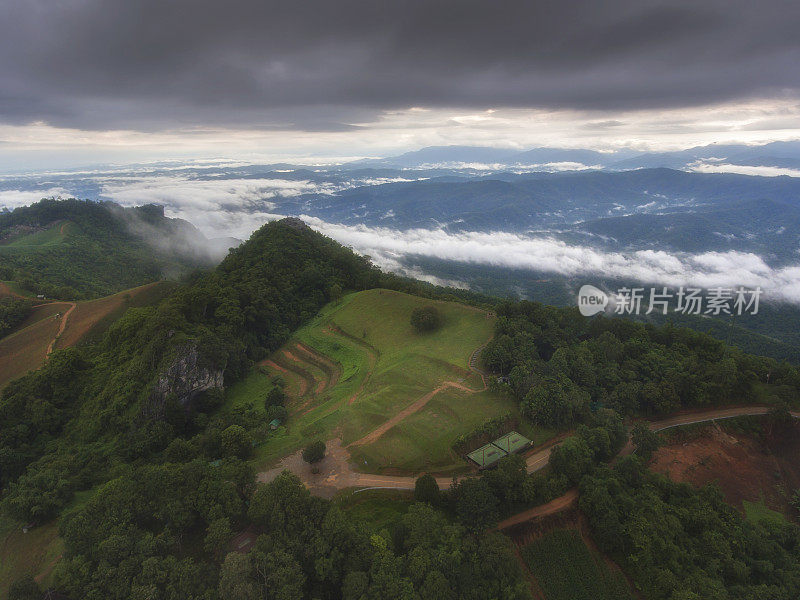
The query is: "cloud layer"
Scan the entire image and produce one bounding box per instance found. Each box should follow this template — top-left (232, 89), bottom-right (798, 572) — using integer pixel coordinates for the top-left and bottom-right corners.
top-left (301, 218), bottom-right (800, 303)
top-left (4, 167), bottom-right (800, 303)
top-left (1, 0), bottom-right (799, 131)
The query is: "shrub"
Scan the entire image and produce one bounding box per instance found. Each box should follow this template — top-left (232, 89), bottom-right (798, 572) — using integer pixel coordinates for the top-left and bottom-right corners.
top-left (452, 413), bottom-right (515, 454)
top-left (220, 425), bottom-right (252, 459)
top-left (414, 474), bottom-right (440, 505)
top-left (410, 306), bottom-right (442, 333)
top-left (265, 386), bottom-right (286, 408)
top-left (8, 576), bottom-right (40, 600)
top-left (266, 405), bottom-right (288, 423)
top-left (302, 440), bottom-right (326, 464)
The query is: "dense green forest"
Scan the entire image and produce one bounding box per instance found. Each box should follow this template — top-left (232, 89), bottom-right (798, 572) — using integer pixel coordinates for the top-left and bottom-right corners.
top-left (482, 300), bottom-right (800, 428)
top-left (1, 216), bottom-right (529, 598)
top-left (0, 199), bottom-right (221, 299)
top-left (0, 218), bottom-right (384, 517)
top-left (580, 456), bottom-right (800, 599)
top-left (0, 297), bottom-right (31, 338)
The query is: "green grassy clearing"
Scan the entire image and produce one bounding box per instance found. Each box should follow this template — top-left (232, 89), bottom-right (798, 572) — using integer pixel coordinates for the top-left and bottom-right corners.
top-left (743, 498), bottom-right (788, 526)
top-left (522, 529), bottom-right (634, 600)
top-left (350, 388), bottom-right (519, 474)
top-left (224, 288), bottom-right (546, 474)
top-left (0, 222), bottom-right (70, 251)
top-left (223, 367), bottom-right (277, 415)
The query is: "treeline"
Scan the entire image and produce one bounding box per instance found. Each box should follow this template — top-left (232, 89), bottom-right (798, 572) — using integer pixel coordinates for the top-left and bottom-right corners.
top-left (581, 457), bottom-right (800, 599)
top-left (0, 296), bottom-right (31, 337)
top-left (482, 300), bottom-right (800, 428)
top-left (12, 463), bottom-right (533, 600)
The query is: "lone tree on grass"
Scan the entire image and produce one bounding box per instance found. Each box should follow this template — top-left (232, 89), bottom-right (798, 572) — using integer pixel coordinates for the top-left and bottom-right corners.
top-left (414, 473), bottom-right (440, 505)
top-left (265, 386), bottom-right (286, 409)
top-left (411, 306), bottom-right (442, 333)
top-left (302, 440), bottom-right (326, 464)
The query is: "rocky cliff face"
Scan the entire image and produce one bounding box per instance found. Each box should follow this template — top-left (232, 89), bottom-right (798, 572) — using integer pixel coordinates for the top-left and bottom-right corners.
top-left (148, 342), bottom-right (224, 413)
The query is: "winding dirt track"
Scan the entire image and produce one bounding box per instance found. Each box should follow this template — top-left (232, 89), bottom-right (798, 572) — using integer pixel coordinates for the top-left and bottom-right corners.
top-left (259, 404), bottom-right (800, 507)
top-left (44, 302), bottom-right (76, 357)
top-left (348, 343), bottom-right (489, 448)
top-left (497, 489), bottom-right (579, 529)
top-left (497, 406), bottom-right (800, 529)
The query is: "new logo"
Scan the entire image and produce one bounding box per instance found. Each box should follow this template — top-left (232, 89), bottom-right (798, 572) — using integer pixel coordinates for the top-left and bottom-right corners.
top-left (577, 284), bottom-right (608, 316)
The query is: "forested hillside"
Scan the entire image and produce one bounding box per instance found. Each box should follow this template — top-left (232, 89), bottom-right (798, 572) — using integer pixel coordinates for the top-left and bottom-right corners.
top-left (483, 300), bottom-right (800, 428)
top-left (1, 217), bottom-right (533, 599)
top-left (0, 198), bottom-right (229, 299)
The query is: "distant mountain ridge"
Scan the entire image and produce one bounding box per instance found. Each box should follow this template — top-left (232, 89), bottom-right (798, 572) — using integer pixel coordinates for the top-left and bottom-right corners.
top-left (281, 168), bottom-right (800, 264)
top-left (346, 140), bottom-right (800, 171)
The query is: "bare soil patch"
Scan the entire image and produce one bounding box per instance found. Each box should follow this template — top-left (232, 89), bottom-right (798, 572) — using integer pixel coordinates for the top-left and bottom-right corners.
top-left (650, 420), bottom-right (800, 518)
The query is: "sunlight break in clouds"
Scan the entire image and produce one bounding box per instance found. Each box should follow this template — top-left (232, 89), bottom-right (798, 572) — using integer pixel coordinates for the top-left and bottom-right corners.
top-left (4, 99), bottom-right (800, 172)
top-left (300, 218), bottom-right (800, 303)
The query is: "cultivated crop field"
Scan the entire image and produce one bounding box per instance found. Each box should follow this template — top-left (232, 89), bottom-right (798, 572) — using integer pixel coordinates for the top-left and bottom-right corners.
top-left (0, 516), bottom-right (63, 597)
top-left (0, 281), bottom-right (174, 389)
top-left (54, 281), bottom-right (175, 349)
top-left (521, 529), bottom-right (634, 600)
top-left (228, 288), bottom-right (532, 473)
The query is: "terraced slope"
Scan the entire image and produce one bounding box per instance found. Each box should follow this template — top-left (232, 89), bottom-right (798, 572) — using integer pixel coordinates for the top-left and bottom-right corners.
top-left (229, 288), bottom-right (528, 475)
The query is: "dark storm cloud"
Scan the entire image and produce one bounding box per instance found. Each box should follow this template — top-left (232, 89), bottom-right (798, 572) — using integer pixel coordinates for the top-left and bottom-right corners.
top-left (1, 0), bottom-right (799, 130)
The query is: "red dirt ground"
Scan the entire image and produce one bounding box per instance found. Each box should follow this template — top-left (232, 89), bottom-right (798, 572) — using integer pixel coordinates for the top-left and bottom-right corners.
top-left (650, 420), bottom-right (800, 517)
top-left (55, 282), bottom-right (171, 350)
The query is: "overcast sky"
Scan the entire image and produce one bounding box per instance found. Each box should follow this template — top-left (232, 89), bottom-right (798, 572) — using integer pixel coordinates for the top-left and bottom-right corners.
top-left (2, 0), bottom-right (800, 169)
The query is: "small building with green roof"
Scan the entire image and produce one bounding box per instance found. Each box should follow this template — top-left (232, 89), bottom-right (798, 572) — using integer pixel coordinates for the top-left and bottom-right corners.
top-left (467, 443), bottom-right (508, 469)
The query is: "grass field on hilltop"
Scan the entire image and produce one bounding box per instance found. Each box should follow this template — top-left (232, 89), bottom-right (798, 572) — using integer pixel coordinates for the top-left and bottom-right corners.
top-left (226, 288), bottom-right (546, 474)
top-left (522, 529), bottom-right (634, 600)
top-left (0, 222), bottom-right (72, 251)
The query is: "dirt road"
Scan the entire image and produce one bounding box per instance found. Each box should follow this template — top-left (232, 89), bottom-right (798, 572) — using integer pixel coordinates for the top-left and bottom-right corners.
top-left (349, 342), bottom-right (489, 447)
top-left (526, 405), bottom-right (800, 473)
top-left (44, 302), bottom-right (76, 357)
top-left (257, 439), bottom-right (454, 498)
top-left (497, 489), bottom-right (579, 530)
top-left (259, 404), bottom-right (800, 499)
